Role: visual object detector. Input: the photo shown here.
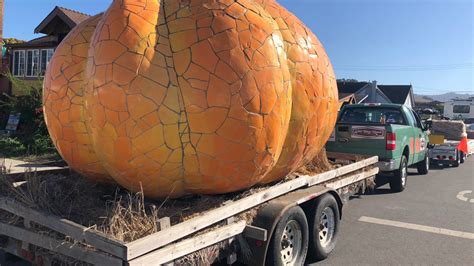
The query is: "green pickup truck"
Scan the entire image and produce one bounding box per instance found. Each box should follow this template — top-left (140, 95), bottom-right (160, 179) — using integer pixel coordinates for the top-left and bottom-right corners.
top-left (326, 103), bottom-right (430, 192)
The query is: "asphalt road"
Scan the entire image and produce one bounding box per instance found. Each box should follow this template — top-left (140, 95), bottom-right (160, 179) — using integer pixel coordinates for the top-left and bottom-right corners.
top-left (316, 157), bottom-right (474, 265)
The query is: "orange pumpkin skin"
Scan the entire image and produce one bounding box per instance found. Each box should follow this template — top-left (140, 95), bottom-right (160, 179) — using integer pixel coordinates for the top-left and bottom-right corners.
top-left (43, 0), bottom-right (338, 198)
top-left (43, 15), bottom-right (112, 182)
top-left (255, 0), bottom-right (339, 183)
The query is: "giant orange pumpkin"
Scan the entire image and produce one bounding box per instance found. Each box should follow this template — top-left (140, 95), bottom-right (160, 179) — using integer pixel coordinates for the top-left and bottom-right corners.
top-left (43, 0), bottom-right (338, 198)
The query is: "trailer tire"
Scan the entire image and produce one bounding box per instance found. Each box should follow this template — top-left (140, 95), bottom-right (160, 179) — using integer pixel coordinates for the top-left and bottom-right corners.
top-left (416, 154), bottom-right (429, 175)
top-left (267, 206), bottom-right (309, 266)
top-left (307, 194), bottom-right (340, 262)
top-left (390, 155), bottom-right (407, 192)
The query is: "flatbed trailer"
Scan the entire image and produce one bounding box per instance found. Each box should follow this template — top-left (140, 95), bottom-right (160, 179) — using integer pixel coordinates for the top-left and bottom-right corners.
top-left (0, 153), bottom-right (378, 265)
top-left (428, 135), bottom-right (474, 167)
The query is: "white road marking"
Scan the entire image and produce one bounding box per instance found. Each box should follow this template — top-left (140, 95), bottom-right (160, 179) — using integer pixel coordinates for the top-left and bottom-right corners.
top-left (358, 216), bottom-right (474, 240)
top-left (456, 190), bottom-right (474, 203)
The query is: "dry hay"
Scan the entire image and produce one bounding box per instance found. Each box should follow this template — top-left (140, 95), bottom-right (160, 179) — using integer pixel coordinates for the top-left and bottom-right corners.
top-left (0, 171), bottom-right (259, 264)
top-left (431, 120), bottom-right (467, 140)
top-left (296, 148), bottom-right (335, 175)
top-left (0, 149), bottom-right (351, 264)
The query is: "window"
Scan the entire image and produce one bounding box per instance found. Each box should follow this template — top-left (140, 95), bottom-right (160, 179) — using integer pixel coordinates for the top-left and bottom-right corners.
top-left (12, 50), bottom-right (26, 76)
top-left (40, 49), bottom-right (54, 75)
top-left (411, 110), bottom-right (424, 129)
top-left (26, 50), bottom-right (40, 77)
top-left (453, 105), bottom-right (470, 114)
top-left (339, 108), bottom-right (407, 125)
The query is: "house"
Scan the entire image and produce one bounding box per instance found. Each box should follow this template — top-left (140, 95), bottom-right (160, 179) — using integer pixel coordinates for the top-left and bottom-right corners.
top-left (1, 6), bottom-right (91, 95)
top-left (337, 80), bottom-right (415, 109)
top-left (378, 85), bottom-right (415, 108)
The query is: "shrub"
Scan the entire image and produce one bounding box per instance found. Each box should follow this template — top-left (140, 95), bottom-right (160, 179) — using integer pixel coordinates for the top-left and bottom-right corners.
top-left (0, 72), bottom-right (57, 157)
top-left (0, 137), bottom-right (27, 157)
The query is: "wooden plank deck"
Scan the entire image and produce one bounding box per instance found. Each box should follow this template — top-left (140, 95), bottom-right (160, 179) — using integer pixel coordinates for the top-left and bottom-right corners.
top-left (1, 158), bottom-right (67, 175)
top-left (125, 156), bottom-right (378, 260)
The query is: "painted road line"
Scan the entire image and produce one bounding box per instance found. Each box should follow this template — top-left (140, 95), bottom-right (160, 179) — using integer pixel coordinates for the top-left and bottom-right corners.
top-left (358, 216), bottom-right (474, 240)
top-left (456, 190), bottom-right (474, 203)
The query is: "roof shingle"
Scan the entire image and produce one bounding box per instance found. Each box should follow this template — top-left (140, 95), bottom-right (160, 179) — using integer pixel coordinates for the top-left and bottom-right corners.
top-left (56, 6), bottom-right (91, 25)
top-left (35, 6), bottom-right (91, 34)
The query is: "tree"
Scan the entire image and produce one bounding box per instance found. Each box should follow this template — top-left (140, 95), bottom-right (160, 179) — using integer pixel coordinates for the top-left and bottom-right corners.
top-left (2, 38), bottom-right (25, 46)
top-left (337, 78), bottom-right (359, 83)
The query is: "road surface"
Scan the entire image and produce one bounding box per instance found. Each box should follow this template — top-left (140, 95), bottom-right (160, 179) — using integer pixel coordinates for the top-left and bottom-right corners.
top-left (315, 157), bottom-right (474, 265)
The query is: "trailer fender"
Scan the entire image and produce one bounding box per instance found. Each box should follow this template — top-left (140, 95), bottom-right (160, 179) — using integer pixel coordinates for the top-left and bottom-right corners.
top-left (246, 185), bottom-right (342, 265)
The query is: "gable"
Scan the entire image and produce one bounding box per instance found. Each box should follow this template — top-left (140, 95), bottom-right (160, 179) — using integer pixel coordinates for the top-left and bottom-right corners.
top-left (34, 7), bottom-right (91, 36)
top-left (378, 85), bottom-right (413, 105)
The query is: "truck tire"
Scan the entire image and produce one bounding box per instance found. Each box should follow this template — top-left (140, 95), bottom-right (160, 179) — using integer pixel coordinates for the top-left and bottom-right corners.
top-left (390, 155), bottom-right (407, 193)
top-left (267, 206), bottom-right (309, 266)
top-left (307, 194), bottom-right (340, 262)
top-left (416, 154), bottom-right (429, 175)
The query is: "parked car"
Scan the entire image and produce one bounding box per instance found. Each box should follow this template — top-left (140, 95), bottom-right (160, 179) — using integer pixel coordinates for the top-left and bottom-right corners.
top-left (326, 103), bottom-right (430, 192)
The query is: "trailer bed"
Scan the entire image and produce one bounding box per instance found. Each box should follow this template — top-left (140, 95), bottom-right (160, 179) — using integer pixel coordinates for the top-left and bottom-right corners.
top-left (0, 154), bottom-right (378, 265)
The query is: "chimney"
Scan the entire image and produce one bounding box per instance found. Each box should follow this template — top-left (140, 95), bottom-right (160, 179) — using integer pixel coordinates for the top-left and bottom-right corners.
top-left (370, 80), bottom-right (377, 102)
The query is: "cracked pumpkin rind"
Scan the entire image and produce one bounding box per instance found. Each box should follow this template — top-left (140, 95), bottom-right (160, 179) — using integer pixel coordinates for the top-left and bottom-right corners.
top-left (43, 0), bottom-right (338, 199)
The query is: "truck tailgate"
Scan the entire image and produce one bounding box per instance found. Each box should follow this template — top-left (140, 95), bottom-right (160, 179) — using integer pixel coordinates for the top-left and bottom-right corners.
top-left (329, 124), bottom-right (389, 158)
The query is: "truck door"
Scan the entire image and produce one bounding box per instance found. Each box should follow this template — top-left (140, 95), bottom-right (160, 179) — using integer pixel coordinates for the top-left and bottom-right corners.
top-left (402, 107), bottom-right (418, 165)
top-left (410, 109), bottom-right (428, 163)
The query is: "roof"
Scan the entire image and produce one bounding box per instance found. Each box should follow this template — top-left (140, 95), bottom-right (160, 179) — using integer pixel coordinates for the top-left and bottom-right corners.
top-left (378, 85), bottom-right (413, 105)
top-left (35, 6), bottom-right (91, 35)
top-left (337, 81), bottom-right (370, 95)
top-left (344, 103), bottom-right (405, 109)
top-left (6, 36), bottom-right (58, 48)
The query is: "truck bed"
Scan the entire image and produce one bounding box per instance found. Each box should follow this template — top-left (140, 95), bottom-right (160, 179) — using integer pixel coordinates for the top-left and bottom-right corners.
top-left (0, 154), bottom-right (378, 265)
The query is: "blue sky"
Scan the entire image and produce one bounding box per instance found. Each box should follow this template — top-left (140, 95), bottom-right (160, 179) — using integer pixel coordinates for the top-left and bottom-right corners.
top-left (4, 0), bottom-right (473, 95)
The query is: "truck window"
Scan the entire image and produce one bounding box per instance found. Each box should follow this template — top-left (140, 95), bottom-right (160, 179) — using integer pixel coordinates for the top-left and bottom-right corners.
top-left (339, 108), bottom-right (407, 125)
top-left (403, 106), bottom-right (416, 127)
top-left (453, 105), bottom-right (470, 114)
top-left (411, 110), bottom-right (424, 129)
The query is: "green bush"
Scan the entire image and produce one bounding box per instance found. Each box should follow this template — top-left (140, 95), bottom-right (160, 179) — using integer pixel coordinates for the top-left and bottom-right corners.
top-left (1, 72), bottom-right (58, 157)
top-left (0, 137), bottom-right (27, 157)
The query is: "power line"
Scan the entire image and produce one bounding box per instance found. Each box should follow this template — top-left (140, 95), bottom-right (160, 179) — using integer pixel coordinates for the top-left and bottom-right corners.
top-left (336, 63), bottom-right (473, 68)
top-left (334, 63), bottom-right (474, 72)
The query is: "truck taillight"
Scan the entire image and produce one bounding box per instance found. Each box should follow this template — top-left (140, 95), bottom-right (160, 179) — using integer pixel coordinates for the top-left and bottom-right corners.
top-left (386, 132), bottom-right (396, 150)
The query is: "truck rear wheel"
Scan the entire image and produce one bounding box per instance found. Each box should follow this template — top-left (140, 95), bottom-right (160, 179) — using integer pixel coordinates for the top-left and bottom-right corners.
top-left (416, 154), bottom-right (429, 175)
top-left (390, 155), bottom-right (407, 192)
top-left (307, 194), bottom-right (340, 262)
top-left (267, 206), bottom-right (309, 266)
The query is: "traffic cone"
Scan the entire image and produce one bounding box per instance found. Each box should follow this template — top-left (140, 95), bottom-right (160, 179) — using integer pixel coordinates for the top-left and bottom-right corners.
top-left (457, 137), bottom-right (469, 154)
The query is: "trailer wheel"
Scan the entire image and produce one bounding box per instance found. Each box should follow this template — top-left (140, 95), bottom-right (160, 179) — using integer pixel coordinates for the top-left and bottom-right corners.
top-left (416, 154), bottom-right (429, 175)
top-left (390, 155), bottom-right (407, 192)
top-left (267, 206), bottom-right (309, 266)
top-left (307, 194), bottom-right (340, 262)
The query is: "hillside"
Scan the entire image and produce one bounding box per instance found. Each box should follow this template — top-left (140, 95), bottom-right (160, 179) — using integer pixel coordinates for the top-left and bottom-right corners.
top-left (415, 92), bottom-right (474, 103)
